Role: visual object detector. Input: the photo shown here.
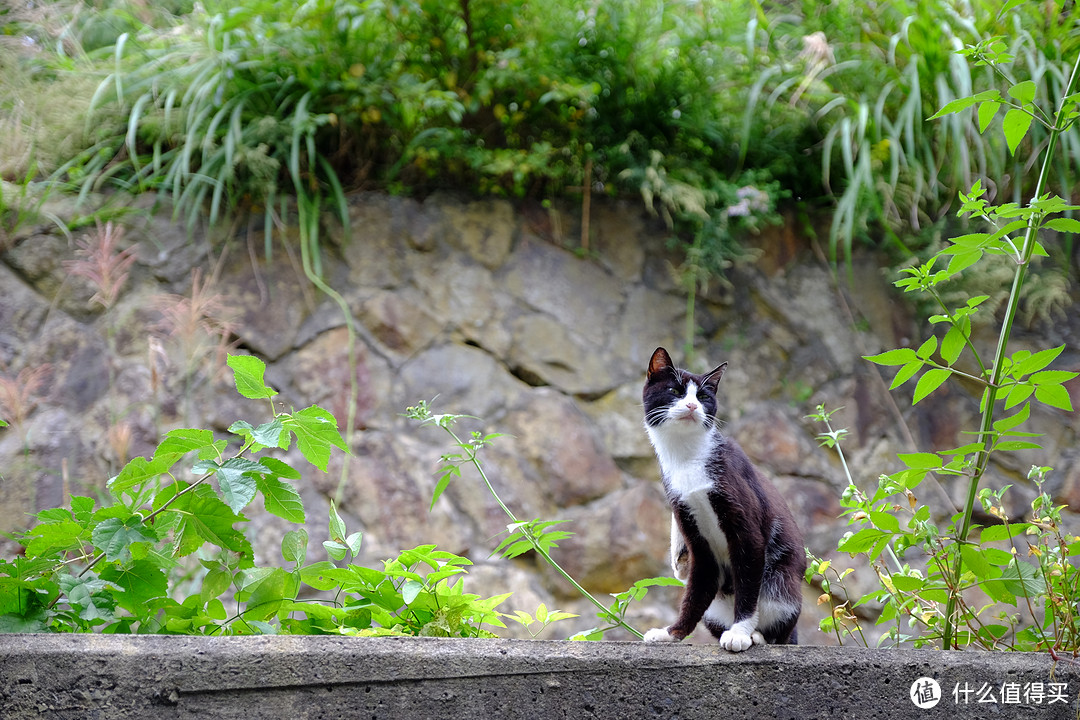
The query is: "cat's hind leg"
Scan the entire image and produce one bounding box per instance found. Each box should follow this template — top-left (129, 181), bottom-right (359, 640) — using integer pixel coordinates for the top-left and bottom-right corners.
top-left (670, 514), bottom-right (689, 582)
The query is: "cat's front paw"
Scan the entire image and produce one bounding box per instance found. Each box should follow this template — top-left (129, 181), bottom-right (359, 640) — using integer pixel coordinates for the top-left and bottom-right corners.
top-left (643, 627), bottom-right (680, 643)
top-left (718, 628), bottom-right (755, 652)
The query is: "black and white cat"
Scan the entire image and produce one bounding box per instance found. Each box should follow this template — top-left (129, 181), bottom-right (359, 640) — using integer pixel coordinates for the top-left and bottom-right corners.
top-left (641, 347), bottom-right (805, 652)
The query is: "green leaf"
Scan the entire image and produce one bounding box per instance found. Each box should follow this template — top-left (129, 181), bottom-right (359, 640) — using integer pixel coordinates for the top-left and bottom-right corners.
top-left (109, 456), bottom-right (170, 496)
top-left (890, 575), bottom-right (924, 592)
top-left (22, 521), bottom-right (88, 558)
top-left (328, 501), bottom-right (347, 543)
top-left (1030, 370), bottom-right (1078, 385)
top-left (252, 419), bottom-right (285, 447)
top-left (912, 368), bottom-right (950, 404)
top-left (916, 336), bottom-right (937, 360)
top-left (227, 354), bottom-right (278, 400)
top-left (1010, 347), bottom-right (1062, 379)
top-left (863, 348), bottom-right (918, 366)
top-left (997, 559), bottom-right (1045, 597)
top-left (993, 403), bottom-right (1030, 433)
top-left (256, 476), bottom-right (305, 524)
top-left (1002, 108), bottom-right (1033, 156)
top-left (994, 440), bottom-right (1042, 451)
top-left (1004, 383), bottom-right (1034, 409)
top-left (1044, 217), bottom-right (1080, 234)
top-left (998, 0), bottom-right (1027, 15)
top-left (960, 544), bottom-right (995, 580)
top-left (282, 529), bottom-right (308, 564)
top-left (401, 579), bottom-right (424, 605)
top-left (928, 96), bottom-right (978, 120)
top-left (161, 484), bottom-right (252, 559)
top-left (322, 541), bottom-right (348, 562)
top-left (233, 419), bottom-right (288, 449)
top-left (945, 250), bottom-right (982, 276)
top-left (154, 428), bottom-right (217, 465)
top-left (201, 568), bottom-right (232, 602)
top-left (891, 361), bottom-right (923, 389)
top-left (1006, 80), bottom-right (1036, 105)
top-left (239, 567), bottom-right (293, 621)
top-left (940, 325), bottom-right (966, 366)
top-left (868, 510), bottom-right (900, 533)
top-left (259, 456), bottom-right (302, 481)
top-left (345, 531), bottom-right (363, 556)
top-left (981, 547), bottom-right (1014, 565)
top-left (977, 101), bottom-right (1000, 133)
top-left (92, 516), bottom-right (156, 562)
top-left (940, 442), bottom-right (984, 457)
top-left (70, 496), bottom-right (95, 524)
top-left (283, 405), bottom-right (348, 472)
top-left (299, 562), bottom-right (355, 591)
top-left (898, 453), bottom-right (942, 470)
top-left (213, 458), bottom-right (264, 514)
top-left (0, 615), bottom-right (47, 633)
top-left (99, 560), bottom-right (168, 614)
top-left (430, 465), bottom-right (460, 511)
top-left (59, 573), bottom-right (117, 623)
top-left (1034, 384), bottom-right (1073, 411)
top-left (838, 528), bottom-right (889, 554)
top-left (979, 524), bottom-right (1031, 543)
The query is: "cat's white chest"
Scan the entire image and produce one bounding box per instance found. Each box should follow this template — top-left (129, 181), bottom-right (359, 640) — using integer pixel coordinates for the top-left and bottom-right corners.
top-left (664, 459), bottom-right (714, 499)
top-left (649, 430), bottom-right (730, 562)
top-left (674, 480), bottom-right (730, 564)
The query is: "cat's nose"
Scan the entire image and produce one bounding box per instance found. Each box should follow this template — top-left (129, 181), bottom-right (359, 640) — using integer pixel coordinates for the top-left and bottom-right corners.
top-left (686, 402), bottom-right (698, 412)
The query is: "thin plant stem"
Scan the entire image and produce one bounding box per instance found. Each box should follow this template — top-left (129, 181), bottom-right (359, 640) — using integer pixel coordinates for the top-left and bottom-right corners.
top-left (427, 416), bottom-right (646, 639)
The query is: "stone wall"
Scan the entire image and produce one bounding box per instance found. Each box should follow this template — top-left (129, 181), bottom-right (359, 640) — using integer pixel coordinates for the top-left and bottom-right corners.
top-left (3, 635), bottom-right (1079, 719)
top-left (1, 191), bottom-right (1078, 642)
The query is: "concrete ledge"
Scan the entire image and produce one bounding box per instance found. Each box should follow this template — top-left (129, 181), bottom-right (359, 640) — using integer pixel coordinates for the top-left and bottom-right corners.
top-left (1, 635), bottom-right (1078, 719)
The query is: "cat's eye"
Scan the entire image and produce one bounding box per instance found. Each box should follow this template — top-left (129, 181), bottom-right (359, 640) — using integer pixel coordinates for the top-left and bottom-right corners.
top-left (669, 387), bottom-right (681, 395)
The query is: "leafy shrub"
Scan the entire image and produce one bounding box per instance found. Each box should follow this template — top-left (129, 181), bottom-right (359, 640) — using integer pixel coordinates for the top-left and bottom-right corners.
top-left (807, 38), bottom-right (1080, 652)
top-left (0, 354), bottom-right (512, 636)
top-left (52, 1), bottom-right (787, 265)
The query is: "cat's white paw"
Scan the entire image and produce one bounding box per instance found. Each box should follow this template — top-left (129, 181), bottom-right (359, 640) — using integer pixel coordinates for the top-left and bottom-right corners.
top-left (718, 628), bottom-right (755, 652)
top-left (751, 631), bottom-right (766, 646)
top-left (643, 627), bottom-right (680, 643)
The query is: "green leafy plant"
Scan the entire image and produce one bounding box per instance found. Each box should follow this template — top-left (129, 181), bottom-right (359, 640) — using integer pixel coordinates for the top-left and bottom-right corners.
top-left (0, 354), bottom-right (516, 638)
top-left (405, 400), bottom-right (683, 640)
top-left (810, 37), bottom-right (1080, 652)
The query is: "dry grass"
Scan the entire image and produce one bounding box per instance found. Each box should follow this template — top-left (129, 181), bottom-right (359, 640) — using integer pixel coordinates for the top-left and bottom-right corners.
top-left (63, 220), bottom-right (138, 309)
top-left (152, 268), bottom-right (238, 381)
top-left (0, 363), bottom-right (53, 442)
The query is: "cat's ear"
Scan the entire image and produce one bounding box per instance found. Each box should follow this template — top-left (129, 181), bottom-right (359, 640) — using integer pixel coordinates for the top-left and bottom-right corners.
top-left (647, 347), bottom-right (674, 379)
top-left (702, 362), bottom-right (727, 393)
